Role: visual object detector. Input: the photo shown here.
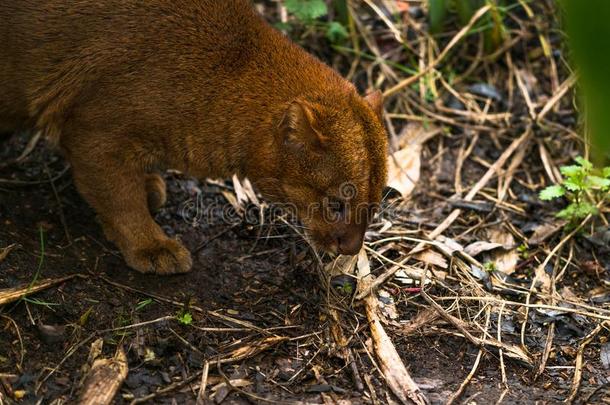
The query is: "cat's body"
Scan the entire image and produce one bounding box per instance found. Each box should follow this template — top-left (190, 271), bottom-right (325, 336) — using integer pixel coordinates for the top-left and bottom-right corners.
top-left (0, 0), bottom-right (388, 274)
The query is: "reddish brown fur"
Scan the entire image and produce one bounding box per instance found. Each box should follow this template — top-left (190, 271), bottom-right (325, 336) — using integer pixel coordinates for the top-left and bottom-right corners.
top-left (0, 0), bottom-right (388, 274)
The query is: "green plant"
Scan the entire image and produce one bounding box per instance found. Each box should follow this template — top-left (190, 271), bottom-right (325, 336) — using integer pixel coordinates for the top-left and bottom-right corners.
top-left (428, 0), bottom-right (513, 52)
top-left (285, 0), bottom-right (328, 21)
top-left (561, 0), bottom-right (610, 165)
top-left (176, 311), bottom-right (193, 325)
top-left (483, 261), bottom-right (497, 272)
top-left (539, 157), bottom-right (610, 223)
top-left (79, 306), bottom-right (94, 326)
top-left (20, 227), bottom-right (59, 309)
top-left (335, 280), bottom-right (353, 295)
top-left (517, 243), bottom-right (530, 259)
top-left (284, 0), bottom-right (349, 44)
top-left (135, 298), bottom-right (153, 311)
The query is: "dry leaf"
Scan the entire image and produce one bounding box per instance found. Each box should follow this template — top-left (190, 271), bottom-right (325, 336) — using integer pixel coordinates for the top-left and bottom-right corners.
top-left (378, 290), bottom-right (399, 320)
top-left (464, 241), bottom-right (504, 257)
top-left (241, 177), bottom-right (260, 206)
top-left (414, 249), bottom-right (448, 269)
top-left (560, 286), bottom-right (580, 302)
top-left (232, 174), bottom-right (249, 206)
top-left (529, 222), bottom-right (564, 246)
top-left (434, 235), bottom-right (464, 255)
top-left (222, 336), bottom-right (288, 363)
top-left (229, 176), bottom-right (261, 213)
top-left (534, 263), bottom-right (552, 292)
top-left (487, 228), bottom-right (519, 275)
top-left (386, 123), bottom-right (440, 199)
top-left (221, 190), bottom-right (243, 214)
top-left (399, 308), bottom-right (439, 336)
top-left (211, 379), bottom-right (252, 392)
top-left (325, 254), bottom-right (357, 277)
top-left (357, 248), bottom-right (370, 277)
top-left (387, 145), bottom-right (421, 198)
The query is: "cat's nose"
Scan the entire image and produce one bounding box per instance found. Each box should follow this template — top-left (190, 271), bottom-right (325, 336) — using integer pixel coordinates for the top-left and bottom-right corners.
top-left (336, 230), bottom-right (364, 255)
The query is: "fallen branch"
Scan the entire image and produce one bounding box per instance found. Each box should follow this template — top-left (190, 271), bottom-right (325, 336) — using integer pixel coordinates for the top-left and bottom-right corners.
top-left (217, 336), bottom-right (288, 364)
top-left (78, 345), bottom-right (128, 405)
top-left (0, 274), bottom-right (81, 306)
top-left (356, 251), bottom-right (429, 405)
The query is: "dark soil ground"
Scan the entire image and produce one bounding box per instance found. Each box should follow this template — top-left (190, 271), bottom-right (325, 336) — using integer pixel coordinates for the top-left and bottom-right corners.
top-left (0, 132), bottom-right (607, 404)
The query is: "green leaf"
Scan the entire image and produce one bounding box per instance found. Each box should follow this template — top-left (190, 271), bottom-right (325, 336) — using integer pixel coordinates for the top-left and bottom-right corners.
top-left (429, 0), bottom-right (450, 33)
top-left (556, 204), bottom-right (576, 220)
top-left (539, 185), bottom-right (565, 200)
top-left (574, 156), bottom-right (593, 170)
top-left (588, 176), bottom-right (610, 189)
top-left (177, 312), bottom-right (193, 325)
top-left (79, 306), bottom-right (94, 326)
top-left (136, 298), bottom-right (153, 311)
top-left (274, 22), bottom-right (293, 32)
top-left (563, 179), bottom-right (583, 192)
top-left (342, 282), bottom-right (353, 294)
top-left (574, 202), bottom-right (599, 218)
top-left (557, 202), bottom-right (599, 220)
top-left (560, 165), bottom-right (584, 178)
top-left (561, 1), bottom-right (610, 165)
top-left (483, 261), bottom-right (497, 272)
top-left (455, 0), bottom-right (481, 26)
top-left (332, 0), bottom-right (349, 26)
top-left (603, 167), bottom-right (610, 178)
top-left (285, 0), bottom-right (328, 21)
top-left (484, 1), bottom-right (507, 52)
top-left (326, 21), bottom-right (348, 43)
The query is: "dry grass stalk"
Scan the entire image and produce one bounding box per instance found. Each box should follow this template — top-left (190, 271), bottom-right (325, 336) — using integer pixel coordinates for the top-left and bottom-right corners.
top-left (565, 322), bottom-right (607, 403)
top-left (422, 292), bottom-right (532, 364)
top-left (384, 5), bottom-right (492, 97)
top-left (0, 243), bottom-right (18, 263)
top-left (196, 361), bottom-right (210, 405)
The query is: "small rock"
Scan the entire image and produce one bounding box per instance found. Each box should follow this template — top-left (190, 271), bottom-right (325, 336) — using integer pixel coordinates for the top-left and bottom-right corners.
top-left (37, 323), bottom-right (66, 345)
top-left (468, 83), bottom-right (503, 103)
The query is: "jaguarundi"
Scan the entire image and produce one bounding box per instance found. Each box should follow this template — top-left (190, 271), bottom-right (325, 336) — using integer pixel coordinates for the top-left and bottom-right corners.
top-left (0, 0), bottom-right (388, 274)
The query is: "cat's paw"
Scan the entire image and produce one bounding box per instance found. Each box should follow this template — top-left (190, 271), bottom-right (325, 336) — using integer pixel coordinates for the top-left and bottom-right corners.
top-left (125, 238), bottom-right (192, 274)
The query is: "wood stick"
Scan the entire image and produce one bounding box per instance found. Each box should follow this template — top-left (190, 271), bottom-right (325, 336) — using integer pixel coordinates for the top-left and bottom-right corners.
top-left (0, 274), bottom-right (81, 306)
top-left (356, 251), bottom-right (429, 405)
top-left (78, 348), bottom-right (128, 405)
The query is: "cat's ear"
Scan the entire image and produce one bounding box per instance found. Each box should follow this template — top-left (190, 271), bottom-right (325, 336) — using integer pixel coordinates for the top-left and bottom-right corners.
top-left (279, 100), bottom-right (327, 152)
top-left (364, 90), bottom-right (384, 119)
